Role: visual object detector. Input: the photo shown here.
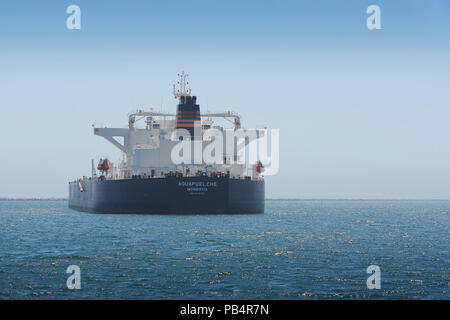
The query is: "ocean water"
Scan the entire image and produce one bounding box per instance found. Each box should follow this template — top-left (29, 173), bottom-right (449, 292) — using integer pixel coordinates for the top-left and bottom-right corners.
top-left (0, 200), bottom-right (448, 299)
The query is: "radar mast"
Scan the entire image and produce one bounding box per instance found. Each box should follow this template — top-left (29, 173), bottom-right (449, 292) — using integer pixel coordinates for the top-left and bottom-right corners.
top-left (173, 71), bottom-right (191, 99)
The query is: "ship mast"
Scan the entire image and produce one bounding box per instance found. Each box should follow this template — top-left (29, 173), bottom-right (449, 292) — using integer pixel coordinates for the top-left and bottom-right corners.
top-left (173, 71), bottom-right (192, 99)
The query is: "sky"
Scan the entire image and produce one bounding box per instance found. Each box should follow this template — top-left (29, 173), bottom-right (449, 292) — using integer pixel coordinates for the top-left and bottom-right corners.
top-left (0, 0), bottom-right (449, 199)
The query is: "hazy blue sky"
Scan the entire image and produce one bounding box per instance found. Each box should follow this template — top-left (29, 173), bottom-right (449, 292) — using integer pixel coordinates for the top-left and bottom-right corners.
top-left (1, 0), bottom-right (449, 198)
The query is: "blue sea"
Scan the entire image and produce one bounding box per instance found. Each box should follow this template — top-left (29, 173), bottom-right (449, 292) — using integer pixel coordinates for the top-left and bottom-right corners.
top-left (0, 200), bottom-right (448, 299)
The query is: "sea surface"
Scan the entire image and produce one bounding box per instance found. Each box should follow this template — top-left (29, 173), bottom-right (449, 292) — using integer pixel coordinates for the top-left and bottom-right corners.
top-left (0, 200), bottom-right (448, 299)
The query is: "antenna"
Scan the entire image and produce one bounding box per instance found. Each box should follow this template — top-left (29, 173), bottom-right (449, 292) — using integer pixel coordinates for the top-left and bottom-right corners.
top-left (172, 71), bottom-right (192, 99)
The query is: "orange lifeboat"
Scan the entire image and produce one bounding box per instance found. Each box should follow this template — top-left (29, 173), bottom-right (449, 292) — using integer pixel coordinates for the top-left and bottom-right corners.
top-left (97, 158), bottom-right (110, 174)
top-left (256, 161), bottom-right (264, 174)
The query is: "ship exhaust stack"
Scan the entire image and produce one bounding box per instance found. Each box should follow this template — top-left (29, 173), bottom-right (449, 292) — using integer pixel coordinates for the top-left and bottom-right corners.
top-left (173, 72), bottom-right (201, 139)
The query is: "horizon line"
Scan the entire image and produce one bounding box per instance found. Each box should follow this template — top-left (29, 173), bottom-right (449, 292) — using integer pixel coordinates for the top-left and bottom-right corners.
top-left (1, 198), bottom-right (450, 201)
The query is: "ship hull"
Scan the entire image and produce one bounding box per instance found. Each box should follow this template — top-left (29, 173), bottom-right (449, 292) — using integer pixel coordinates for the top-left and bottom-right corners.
top-left (69, 177), bottom-right (264, 214)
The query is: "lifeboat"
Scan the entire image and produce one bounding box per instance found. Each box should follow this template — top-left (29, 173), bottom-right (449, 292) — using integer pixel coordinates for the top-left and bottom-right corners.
top-left (256, 161), bottom-right (264, 174)
top-left (97, 158), bottom-right (110, 173)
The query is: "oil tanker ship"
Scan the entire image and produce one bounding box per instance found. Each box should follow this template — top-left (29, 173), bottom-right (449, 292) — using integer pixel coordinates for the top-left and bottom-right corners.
top-left (69, 73), bottom-right (265, 214)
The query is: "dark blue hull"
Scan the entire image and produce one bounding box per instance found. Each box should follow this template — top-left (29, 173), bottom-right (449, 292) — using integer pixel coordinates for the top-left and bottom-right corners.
top-left (69, 176), bottom-right (264, 214)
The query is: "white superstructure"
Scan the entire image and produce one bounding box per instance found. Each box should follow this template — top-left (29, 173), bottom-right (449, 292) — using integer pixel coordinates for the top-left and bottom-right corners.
top-left (93, 73), bottom-right (264, 181)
